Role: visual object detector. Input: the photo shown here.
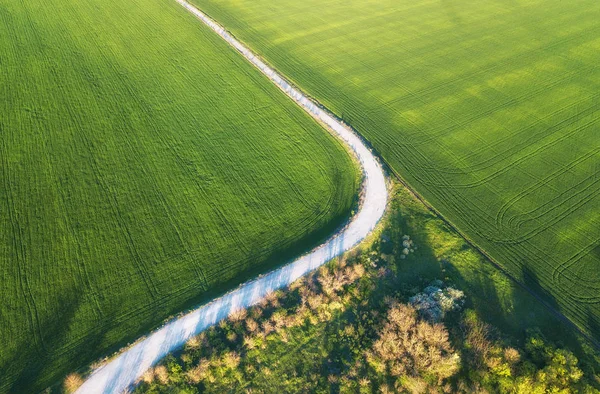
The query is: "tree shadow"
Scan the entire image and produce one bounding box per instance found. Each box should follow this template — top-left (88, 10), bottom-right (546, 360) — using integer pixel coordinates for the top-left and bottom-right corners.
top-left (380, 187), bottom-right (600, 365)
top-left (2, 287), bottom-right (118, 393)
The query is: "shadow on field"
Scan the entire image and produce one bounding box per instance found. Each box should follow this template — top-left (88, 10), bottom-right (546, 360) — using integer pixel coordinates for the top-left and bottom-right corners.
top-left (376, 187), bottom-right (600, 367)
top-left (589, 314), bottom-right (600, 340)
top-left (521, 265), bottom-right (560, 311)
top-left (3, 289), bottom-right (114, 393)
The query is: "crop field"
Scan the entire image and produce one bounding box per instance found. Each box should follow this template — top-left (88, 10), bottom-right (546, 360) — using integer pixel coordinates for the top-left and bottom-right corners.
top-left (0, 0), bottom-right (359, 391)
top-left (192, 0), bottom-right (600, 338)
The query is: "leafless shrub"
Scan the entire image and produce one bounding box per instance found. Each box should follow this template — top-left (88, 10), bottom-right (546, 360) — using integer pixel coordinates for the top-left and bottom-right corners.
top-left (89, 360), bottom-right (105, 372)
top-left (261, 321), bottom-right (274, 336)
top-left (318, 270), bottom-right (336, 297)
top-left (504, 347), bottom-right (521, 364)
top-left (185, 335), bottom-right (202, 350)
top-left (289, 276), bottom-right (305, 291)
top-left (368, 303), bottom-right (459, 387)
top-left (250, 306), bottom-right (263, 320)
top-left (334, 267), bottom-right (350, 287)
top-left (317, 307), bottom-right (333, 322)
top-left (307, 293), bottom-right (324, 311)
top-left (343, 265), bottom-right (358, 283)
top-left (140, 368), bottom-right (155, 384)
top-left (63, 373), bottom-right (83, 393)
top-left (218, 319), bottom-right (229, 330)
top-left (284, 314), bottom-right (301, 328)
top-left (245, 318), bottom-right (259, 333)
top-left (279, 330), bottom-right (289, 343)
top-left (265, 291), bottom-right (280, 308)
top-left (226, 331), bottom-right (238, 343)
top-left (258, 296), bottom-right (270, 309)
top-left (271, 311), bottom-right (287, 330)
top-left (154, 365), bottom-right (169, 384)
top-left (462, 316), bottom-right (493, 368)
top-left (186, 365), bottom-right (204, 384)
top-left (402, 376), bottom-right (429, 394)
top-left (243, 335), bottom-right (256, 349)
top-left (206, 371), bottom-right (216, 384)
top-left (353, 263), bottom-right (365, 279)
top-left (229, 308), bottom-right (247, 323)
top-left (222, 351), bottom-right (241, 369)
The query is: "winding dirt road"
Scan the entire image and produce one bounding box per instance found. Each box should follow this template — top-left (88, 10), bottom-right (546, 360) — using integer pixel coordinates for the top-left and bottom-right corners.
top-left (76, 1), bottom-right (387, 392)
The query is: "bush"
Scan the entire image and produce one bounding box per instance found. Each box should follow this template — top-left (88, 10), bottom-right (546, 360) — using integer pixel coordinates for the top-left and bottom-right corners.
top-left (409, 283), bottom-right (465, 322)
top-left (63, 373), bottom-right (83, 393)
top-left (367, 302), bottom-right (460, 390)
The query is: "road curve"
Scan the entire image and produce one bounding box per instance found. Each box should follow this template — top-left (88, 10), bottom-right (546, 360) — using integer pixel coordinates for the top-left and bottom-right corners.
top-left (76, 1), bottom-right (387, 393)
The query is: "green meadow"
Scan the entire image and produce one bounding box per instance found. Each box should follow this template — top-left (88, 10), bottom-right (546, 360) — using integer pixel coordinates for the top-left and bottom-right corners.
top-left (193, 0), bottom-right (600, 338)
top-left (0, 0), bottom-right (358, 391)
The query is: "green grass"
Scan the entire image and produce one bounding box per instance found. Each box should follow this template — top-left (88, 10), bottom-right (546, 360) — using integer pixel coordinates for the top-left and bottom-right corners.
top-left (192, 0), bottom-right (600, 339)
top-left (0, 0), bottom-right (359, 391)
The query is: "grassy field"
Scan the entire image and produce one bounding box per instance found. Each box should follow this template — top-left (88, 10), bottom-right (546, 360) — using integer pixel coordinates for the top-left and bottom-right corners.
top-left (192, 0), bottom-right (600, 339)
top-left (0, 0), bottom-right (358, 391)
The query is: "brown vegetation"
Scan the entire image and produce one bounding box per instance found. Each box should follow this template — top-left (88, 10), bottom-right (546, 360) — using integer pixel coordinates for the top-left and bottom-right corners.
top-left (367, 302), bottom-right (460, 392)
top-left (63, 373), bottom-right (83, 394)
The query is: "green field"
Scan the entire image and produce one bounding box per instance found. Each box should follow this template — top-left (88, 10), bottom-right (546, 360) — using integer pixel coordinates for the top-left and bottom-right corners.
top-left (0, 0), bottom-right (358, 391)
top-left (192, 0), bottom-right (600, 339)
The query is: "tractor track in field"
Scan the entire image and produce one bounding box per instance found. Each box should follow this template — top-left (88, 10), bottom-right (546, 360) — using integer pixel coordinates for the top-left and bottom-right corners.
top-left (75, 1), bottom-right (388, 392)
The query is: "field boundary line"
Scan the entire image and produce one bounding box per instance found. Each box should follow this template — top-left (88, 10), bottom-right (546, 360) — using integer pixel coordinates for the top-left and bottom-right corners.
top-left (75, 1), bottom-right (388, 392)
